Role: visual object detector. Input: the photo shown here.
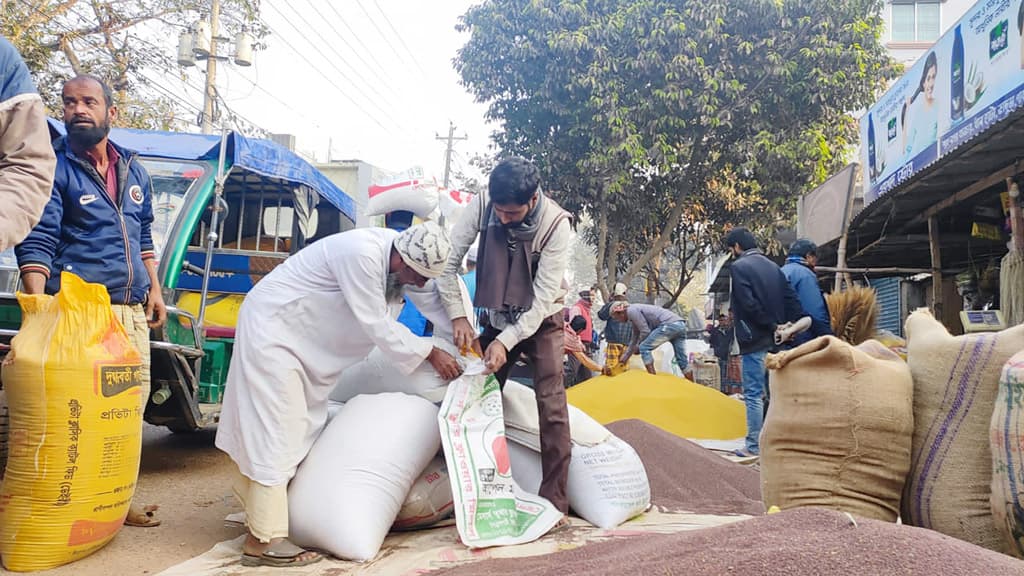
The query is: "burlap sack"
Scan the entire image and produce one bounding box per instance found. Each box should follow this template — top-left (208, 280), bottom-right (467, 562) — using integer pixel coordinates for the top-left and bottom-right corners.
top-left (990, 350), bottom-right (1024, 558)
top-left (761, 336), bottom-right (913, 521)
top-left (903, 309), bottom-right (1024, 554)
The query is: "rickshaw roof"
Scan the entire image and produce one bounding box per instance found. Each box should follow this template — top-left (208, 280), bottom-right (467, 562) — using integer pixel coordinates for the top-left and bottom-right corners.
top-left (47, 119), bottom-right (355, 221)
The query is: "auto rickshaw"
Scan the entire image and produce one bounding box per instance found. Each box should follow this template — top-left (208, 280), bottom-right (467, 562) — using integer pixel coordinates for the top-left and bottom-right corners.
top-left (0, 124), bottom-right (356, 432)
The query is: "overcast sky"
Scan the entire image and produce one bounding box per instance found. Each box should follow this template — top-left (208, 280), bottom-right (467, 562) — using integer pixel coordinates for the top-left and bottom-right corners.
top-left (174, 0), bottom-right (494, 179)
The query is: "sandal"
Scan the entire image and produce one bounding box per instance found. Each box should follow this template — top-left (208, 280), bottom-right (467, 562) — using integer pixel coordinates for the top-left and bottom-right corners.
top-left (124, 504), bottom-right (162, 528)
top-left (241, 539), bottom-right (323, 568)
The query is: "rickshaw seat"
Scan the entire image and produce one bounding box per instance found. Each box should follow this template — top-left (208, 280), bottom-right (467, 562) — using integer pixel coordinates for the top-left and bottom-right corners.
top-left (204, 325), bottom-right (236, 339)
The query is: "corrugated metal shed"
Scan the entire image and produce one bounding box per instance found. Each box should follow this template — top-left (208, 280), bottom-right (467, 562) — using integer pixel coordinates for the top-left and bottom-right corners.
top-left (871, 277), bottom-right (902, 336)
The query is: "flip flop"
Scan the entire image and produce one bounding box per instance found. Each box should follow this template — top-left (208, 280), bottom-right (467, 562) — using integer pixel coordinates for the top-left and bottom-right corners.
top-left (241, 539), bottom-right (323, 568)
top-left (124, 504), bottom-right (162, 527)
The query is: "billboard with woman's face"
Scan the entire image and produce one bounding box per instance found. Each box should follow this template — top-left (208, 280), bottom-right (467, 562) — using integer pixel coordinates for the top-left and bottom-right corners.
top-left (862, 0), bottom-right (1024, 205)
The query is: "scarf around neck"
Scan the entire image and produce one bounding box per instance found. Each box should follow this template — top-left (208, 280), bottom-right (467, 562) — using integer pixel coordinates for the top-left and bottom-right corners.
top-left (473, 189), bottom-right (547, 321)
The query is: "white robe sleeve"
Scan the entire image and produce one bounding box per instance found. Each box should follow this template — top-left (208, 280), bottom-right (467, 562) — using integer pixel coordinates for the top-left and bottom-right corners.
top-left (331, 248), bottom-right (434, 376)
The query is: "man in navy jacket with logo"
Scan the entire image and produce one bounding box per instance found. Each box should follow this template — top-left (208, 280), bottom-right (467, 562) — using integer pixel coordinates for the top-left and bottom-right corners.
top-left (16, 75), bottom-right (166, 527)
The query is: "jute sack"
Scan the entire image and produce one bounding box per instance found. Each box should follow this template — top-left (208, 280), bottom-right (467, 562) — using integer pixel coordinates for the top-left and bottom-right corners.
top-left (761, 336), bottom-right (913, 521)
top-left (902, 309), bottom-right (1024, 554)
top-left (989, 350), bottom-right (1024, 558)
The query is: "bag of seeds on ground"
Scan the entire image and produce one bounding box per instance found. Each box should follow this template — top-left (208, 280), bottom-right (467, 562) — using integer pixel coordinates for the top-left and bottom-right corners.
top-left (903, 309), bottom-right (1024, 554)
top-left (392, 455), bottom-right (454, 531)
top-left (502, 381), bottom-right (650, 529)
top-left (761, 336), bottom-right (913, 522)
top-left (0, 272), bottom-right (144, 571)
top-left (438, 361), bottom-right (563, 547)
top-left (989, 350), bottom-right (1024, 558)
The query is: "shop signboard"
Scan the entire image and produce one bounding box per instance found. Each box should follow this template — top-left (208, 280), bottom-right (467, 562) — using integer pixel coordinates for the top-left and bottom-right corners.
top-left (861, 0), bottom-right (1024, 205)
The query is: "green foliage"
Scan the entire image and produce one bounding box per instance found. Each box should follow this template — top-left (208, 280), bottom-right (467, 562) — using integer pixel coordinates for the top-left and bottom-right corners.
top-left (455, 0), bottom-right (897, 293)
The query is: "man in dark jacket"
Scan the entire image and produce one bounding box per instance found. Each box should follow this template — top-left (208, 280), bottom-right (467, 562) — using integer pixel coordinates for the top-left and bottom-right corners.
top-left (708, 313), bottom-right (735, 391)
top-left (17, 75), bottom-right (166, 527)
top-left (725, 227), bottom-right (803, 456)
top-left (781, 239), bottom-right (833, 346)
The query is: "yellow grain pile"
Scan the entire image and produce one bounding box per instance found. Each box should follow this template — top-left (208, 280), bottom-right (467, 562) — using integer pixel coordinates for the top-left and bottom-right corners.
top-left (567, 370), bottom-right (746, 440)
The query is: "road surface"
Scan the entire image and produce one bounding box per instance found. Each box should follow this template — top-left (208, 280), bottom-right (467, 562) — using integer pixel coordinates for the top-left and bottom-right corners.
top-left (7, 424), bottom-right (245, 576)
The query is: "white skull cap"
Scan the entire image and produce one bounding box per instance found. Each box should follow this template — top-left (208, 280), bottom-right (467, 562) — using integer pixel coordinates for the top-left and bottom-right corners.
top-left (395, 221), bottom-right (451, 278)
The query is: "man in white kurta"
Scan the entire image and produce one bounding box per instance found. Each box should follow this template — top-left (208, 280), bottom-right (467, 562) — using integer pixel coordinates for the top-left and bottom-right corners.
top-left (215, 221), bottom-right (459, 568)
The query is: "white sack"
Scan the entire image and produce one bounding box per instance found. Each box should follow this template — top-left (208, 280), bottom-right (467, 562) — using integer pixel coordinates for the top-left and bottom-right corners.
top-left (288, 393), bottom-right (440, 561)
top-left (438, 362), bottom-right (562, 548)
top-left (330, 337), bottom-right (458, 404)
top-left (366, 180), bottom-right (439, 219)
top-left (507, 437), bottom-right (651, 529)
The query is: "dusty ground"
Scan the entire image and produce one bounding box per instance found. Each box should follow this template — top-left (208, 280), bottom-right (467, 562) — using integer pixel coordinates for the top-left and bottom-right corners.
top-left (0, 424), bottom-right (246, 576)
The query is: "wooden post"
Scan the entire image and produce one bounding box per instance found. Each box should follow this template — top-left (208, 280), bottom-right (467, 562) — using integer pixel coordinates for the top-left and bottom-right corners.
top-left (1009, 179), bottom-right (1023, 253)
top-left (928, 216), bottom-right (943, 319)
top-left (834, 165), bottom-right (860, 292)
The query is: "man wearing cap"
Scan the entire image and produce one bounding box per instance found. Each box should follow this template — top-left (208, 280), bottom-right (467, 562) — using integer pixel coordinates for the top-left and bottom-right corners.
top-left (437, 156), bottom-right (573, 523)
top-left (781, 239), bottom-right (833, 346)
top-left (609, 301), bottom-right (689, 375)
top-left (598, 282), bottom-right (634, 348)
top-left (215, 222), bottom-right (461, 568)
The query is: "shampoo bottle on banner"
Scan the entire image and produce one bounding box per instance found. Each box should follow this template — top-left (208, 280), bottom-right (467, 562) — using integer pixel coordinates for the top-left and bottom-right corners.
top-left (951, 25), bottom-right (964, 122)
top-left (867, 113), bottom-right (877, 183)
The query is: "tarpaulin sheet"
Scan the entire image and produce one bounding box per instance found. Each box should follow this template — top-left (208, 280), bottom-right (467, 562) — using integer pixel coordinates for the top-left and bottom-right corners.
top-left (47, 119), bottom-right (355, 220)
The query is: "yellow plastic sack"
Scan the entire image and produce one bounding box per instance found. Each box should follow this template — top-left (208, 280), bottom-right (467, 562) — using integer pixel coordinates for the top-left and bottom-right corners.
top-left (0, 273), bottom-right (144, 571)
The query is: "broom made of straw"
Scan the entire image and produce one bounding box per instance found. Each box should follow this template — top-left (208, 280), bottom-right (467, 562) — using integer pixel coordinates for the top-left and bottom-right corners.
top-left (825, 286), bottom-right (879, 345)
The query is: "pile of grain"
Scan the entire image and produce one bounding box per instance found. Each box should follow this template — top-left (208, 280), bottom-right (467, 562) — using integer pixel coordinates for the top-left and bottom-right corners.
top-left (607, 419), bottom-right (761, 516)
top-left (431, 508), bottom-right (1024, 576)
top-left (566, 371), bottom-right (745, 440)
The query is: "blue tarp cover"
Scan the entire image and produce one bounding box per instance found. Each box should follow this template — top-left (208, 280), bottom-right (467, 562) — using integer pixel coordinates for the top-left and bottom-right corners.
top-left (48, 119), bottom-right (355, 220)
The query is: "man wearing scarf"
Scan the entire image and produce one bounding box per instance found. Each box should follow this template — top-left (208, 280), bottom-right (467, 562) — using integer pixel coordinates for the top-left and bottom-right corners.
top-left (436, 157), bottom-right (573, 521)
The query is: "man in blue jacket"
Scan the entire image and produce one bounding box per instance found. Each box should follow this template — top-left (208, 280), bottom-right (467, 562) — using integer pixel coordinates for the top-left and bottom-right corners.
top-left (16, 74), bottom-right (166, 527)
top-left (781, 239), bottom-right (833, 346)
top-left (725, 227), bottom-right (803, 457)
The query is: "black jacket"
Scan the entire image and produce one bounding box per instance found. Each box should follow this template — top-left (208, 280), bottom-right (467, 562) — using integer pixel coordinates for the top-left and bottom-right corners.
top-left (709, 326), bottom-right (735, 360)
top-left (728, 249), bottom-right (804, 354)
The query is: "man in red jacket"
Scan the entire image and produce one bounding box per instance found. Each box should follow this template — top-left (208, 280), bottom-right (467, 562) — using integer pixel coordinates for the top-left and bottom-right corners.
top-left (569, 289), bottom-right (594, 352)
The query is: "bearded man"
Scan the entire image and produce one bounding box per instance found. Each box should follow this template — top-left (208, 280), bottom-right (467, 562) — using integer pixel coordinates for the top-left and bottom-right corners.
top-left (216, 221), bottom-right (461, 567)
top-left (16, 74), bottom-right (167, 528)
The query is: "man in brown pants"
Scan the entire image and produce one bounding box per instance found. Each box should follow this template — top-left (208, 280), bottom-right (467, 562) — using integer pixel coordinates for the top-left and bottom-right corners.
top-left (437, 157), bottom-right (572, 525)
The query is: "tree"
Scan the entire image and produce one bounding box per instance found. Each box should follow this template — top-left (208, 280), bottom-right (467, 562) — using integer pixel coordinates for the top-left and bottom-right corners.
top-left (2, 0), bottom-right (266, 129)
top-left (455, 0), bottom-right (897, 297)
top-left (451, 151), bottom-right (497, 195)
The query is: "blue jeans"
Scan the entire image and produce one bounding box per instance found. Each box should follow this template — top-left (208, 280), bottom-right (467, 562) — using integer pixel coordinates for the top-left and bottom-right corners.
top-left (639, 321), bottom-right (688, 372)
top-left (741, 350), bottom-right (768, 454)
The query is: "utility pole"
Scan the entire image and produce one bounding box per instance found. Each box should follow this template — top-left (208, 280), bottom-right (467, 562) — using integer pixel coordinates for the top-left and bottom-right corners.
top-left (201, 0), bottom-right (221, 134)
top-left (435, 121), bottom-right (467, 188)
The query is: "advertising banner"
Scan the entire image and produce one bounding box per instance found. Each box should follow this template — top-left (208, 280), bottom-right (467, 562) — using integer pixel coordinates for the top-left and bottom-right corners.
top-left (861, 0), bottom-right (1024, 205)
